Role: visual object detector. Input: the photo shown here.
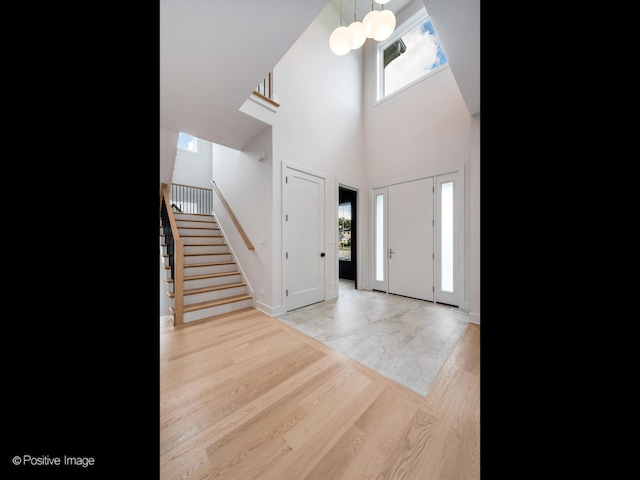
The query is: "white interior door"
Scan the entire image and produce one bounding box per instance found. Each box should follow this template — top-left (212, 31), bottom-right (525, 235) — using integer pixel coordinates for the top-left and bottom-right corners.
top-left (284, 167), bottom-right (325, 311)
top-left (388, 178), bottom-right (434, 301)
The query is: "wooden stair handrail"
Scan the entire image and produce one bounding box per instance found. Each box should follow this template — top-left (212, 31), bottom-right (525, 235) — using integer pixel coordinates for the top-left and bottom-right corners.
top-left (210, 180), bottom-right (255, 250)
top-left (161, 183), bottom-right (185, 326)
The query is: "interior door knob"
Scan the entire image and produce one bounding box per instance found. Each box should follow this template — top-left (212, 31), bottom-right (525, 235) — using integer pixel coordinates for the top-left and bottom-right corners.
top-left (320, 252), bottom-right (325, 257)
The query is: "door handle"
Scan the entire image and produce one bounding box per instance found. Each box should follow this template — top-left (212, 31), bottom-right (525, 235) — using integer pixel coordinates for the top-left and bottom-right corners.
top-left (320, 252), bottom-right (325, 257)
top-left (389, 248), bottom-right (395, 258)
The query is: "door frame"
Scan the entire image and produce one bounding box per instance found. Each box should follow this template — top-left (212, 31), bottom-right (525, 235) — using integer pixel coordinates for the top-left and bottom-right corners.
top-left (371, 167), bottom-right (465, 306)
top-left (338, 185), bottom-right (357, 288)
top-left (282, 163), bottom-right (327, 311)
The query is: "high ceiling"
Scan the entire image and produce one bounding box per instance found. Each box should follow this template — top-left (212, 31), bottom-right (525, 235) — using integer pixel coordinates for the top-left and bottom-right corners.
top-left (160, 0), bottom-right (479, 151)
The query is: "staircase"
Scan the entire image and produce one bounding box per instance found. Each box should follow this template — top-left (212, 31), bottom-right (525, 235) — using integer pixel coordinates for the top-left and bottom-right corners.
top-left (160, 212), bottom-right (253, 324)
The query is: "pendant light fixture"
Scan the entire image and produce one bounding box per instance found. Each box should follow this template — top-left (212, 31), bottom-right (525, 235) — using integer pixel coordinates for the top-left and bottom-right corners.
top-left (348, 0), bottom-right (367, 50)
top-left (331, 0), bottom-right (396, 56)
top-left (371, 3), bottom-right (395, 41)
top-left (362, 1), bottom-right (380, 39)
top-left (329, 0), bottom-right (354, 56)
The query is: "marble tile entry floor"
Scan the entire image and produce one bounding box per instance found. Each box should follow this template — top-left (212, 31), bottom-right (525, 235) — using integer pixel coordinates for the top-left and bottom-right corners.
top-left (275, 279), bottom-right (470, 396)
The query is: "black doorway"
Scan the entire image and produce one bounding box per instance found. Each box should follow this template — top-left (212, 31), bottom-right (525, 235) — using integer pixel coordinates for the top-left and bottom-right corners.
top-left (338, 186), bottom-right (357, 287)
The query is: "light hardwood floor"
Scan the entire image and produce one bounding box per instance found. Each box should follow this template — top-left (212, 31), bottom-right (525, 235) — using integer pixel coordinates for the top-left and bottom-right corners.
top-left (160, 307), bottom-right (480, 479)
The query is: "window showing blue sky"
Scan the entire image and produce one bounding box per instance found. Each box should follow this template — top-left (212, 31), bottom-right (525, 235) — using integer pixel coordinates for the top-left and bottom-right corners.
top-left (178, 132), bottom-right (198, 153)
top-left (381, 9), bottom-right (448, 98)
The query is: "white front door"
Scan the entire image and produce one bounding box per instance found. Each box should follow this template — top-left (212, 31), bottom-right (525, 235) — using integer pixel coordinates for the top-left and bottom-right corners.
top-left (388, 177), bottom-right (434, 301)
top-left (284, 167), bottom-right (325, 311)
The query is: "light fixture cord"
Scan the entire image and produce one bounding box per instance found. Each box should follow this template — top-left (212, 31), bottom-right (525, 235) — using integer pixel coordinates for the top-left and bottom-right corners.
top-left (354, 0), bottom-right (357, 22)
top-left (340, 0), bottom-right (343, 26)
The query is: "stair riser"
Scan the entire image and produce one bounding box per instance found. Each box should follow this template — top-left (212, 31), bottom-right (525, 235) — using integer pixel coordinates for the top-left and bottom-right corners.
top-left (160, 222), bottom-right (217, 232)
top-left (181, 236), bottom-right (226, 246)
top-left (163, 253), bottom-right (233, 267)
top-left (175, 218), bottom-right (216, 226)
top-left (173, 213), bottom-right (214, 222)
top-left (183, 263), bottom-right (237, 276)
top-left (167, 274), bottom-right (243, 292)
top-left (163, 267), bottom-right (172, 280)
top-left (184, 244), bottom-right (228, 255)
top-left (161, 236), bottom-right (224, 247)
top-left (184, 253), bottom-right (233, 264)
top-left (161, 244), bottom-right (230, 258)
top-left (164, 266), bottom-right (239, 282)
top-left (178, 228), bottom-right (221, 236)
top-left (183, 286), bottom-right (248, 305)
top-left (184, 244), bottom-right (230, 256)
top-left (182, 298), bottom-right (253, 323)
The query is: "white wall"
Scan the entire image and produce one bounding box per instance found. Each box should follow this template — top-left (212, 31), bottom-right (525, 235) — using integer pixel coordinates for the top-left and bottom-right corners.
top-left (469, 113), bottom-right (480, 324)
top-left (172, 139), bottom-right (213, 189)
top-left (210, 2), bottom-right (364, 316)
top-left (211, 130), bottom-right (274, 312)
top-left (269, 2), bottom-right (365, 312)
top-left (360, 0), bottom-right (474, 303)
top-left (169, 0), bottom-right (480, 322)
top-left (160, 127), bottom-right (178, 187)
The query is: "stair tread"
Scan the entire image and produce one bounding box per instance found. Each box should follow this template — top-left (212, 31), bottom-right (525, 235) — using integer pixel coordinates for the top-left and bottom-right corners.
top-left (171, 294), bottom-right (253, 313)
top-left (178, 227), bottom-right (220, 230)
top-left (184, 252), bottom-right (230, 257)
top-left (185, 282), bottom-right (246, 294)
top-left (167, 271), bottom-right (241, 283)
top-left (185, 272), bottom-right (241, 281)
top-left (167, 282), bottom-right (246, 298)
top-left (185, 261), bottom-right (235, 267)
top-left (180, 240), bottom-right (226, 247)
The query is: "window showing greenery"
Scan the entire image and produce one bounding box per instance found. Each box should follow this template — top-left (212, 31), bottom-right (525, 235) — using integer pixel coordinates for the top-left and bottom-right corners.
top-left (338, 202), bottom-right (352, 262)
top-left (178, 132), bottom-right (198, 153)
top-left (378, 7), bottom-right (448, 100)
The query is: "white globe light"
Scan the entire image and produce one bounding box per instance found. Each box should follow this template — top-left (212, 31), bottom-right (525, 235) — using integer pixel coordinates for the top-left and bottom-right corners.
top-left (374, 0), bottom-right (391, 4)
top-left (329, 26), bottom-right (354, 56)
top-left (362, 10), bottom-right (380, 38)
top-left (371, 10), bottom-right (396, 41)
top-left (348, 21), bottom-right (366, 49)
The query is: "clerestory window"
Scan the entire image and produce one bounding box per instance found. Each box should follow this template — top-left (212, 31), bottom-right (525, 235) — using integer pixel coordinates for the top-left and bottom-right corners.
top-left (177, 132), bottom-right (198, 154)
top-left (377, 7), bottom-right (448, 101)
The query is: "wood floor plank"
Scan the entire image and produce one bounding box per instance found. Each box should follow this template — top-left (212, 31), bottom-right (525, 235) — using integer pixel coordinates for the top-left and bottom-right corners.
top-left (159, 308), bottom-right (480, 479)
top-left (283, 367), bottom-right (372, 451)
top-left (161, 343), bottom-right (327, 458)
top-left (373, 406), bottom-right (437, 479)
top-left (339, 388), bottom-right (422, 480)
top-left (203, 361), bottom-right (347, 479)
top-left (265, 381), bottom-right (385, 480)
top-left (161, 352), bottom-right (338, 476)
top-left (302, 424), bottom-right (368, 480)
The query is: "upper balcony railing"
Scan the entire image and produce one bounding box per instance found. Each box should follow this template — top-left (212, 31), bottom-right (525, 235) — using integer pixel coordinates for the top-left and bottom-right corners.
top-left (253, 72), bottom-right (280, 108)
top-left (169, 183), bottom-right (213, 215)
